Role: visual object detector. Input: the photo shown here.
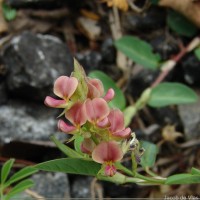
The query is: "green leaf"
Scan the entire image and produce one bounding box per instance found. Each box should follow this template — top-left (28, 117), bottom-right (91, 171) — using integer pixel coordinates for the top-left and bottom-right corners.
top-left (5, 179), bottom-right (34, 200)
top-left (35, 158), bottom-right (101, 176)
top-left (140, 141), bottom-right (158, 168)
top-left (5, 166), bottom-right (38, 188)
top-left (51, 136), bottom-right (83, 158)
top-left (89, 70), bottom-right (126, 110)
top-left (194, 47), bottom-right (200, 61)
top-left (166, 173), bottom-right (200, 185)
top-left (167, 10), bottom-right (198, 37)
top-left (123, 106), bottom-right (137, 127)
top-left (148, 82), bottom-right (198, 107)
top-left (74, 135), bottom-right (84, 154)
top-left (191, 167), bottom-right (200, 175)
top-left (2, 3), bottom-right (17, 21)
top-left (71, 59), bottom-right (88, 102)
top-left (1, 159), bottom-right (15, 184)
top-left (114, 36), bottom-right (161, 70)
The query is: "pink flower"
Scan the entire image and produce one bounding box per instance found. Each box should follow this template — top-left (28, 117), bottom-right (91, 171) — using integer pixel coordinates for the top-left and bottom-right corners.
top-left (58, 102), bottom-right (87, 134)
top-left (85, 98), bottom-right (110, 124)
top-left (44, 76), bottom-right (78, 108)
top-left (92, 141), bottom-right (123, 176)
top-left (108, 109), bottom-right (131, 138)
top-left (87, 78), bottom-right (104, 99)
top-left (87, 78), bottom-right (115, 102)
top-left (80, 138), bottom-right (96, 154)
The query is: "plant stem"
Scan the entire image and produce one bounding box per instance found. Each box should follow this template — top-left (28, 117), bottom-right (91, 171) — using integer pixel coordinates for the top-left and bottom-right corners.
top-left (135, 172), bottom-right (166, 184)
top-left (0, 184), bottom-right (5, 200)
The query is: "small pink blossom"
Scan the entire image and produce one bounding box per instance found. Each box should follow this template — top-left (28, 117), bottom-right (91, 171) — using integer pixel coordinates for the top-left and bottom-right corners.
top-left (103, 88), bottom-right (115, 102)
top-left (66, 102), bottom-right (87, 127)
top-left (58, 102), bottom-right (87, 134)
top-left (105, 162), bottom-right (117, 177)
top-left (85, 98), bottom-right (110, 124)
top-left (44, 76), bottom-right (78, 108)
top-left (58, 119), bottom-right (77, 134)
top-left (92, 141), bottom-right (123, 176)
top-left (108, 109), bottom-right (131, 138)
top-left (92, 141), bottom-right (123, 163)
top-left (80, 138), bottom-right (96, 154)
top-left (87, 78), bottom-right (104, 99)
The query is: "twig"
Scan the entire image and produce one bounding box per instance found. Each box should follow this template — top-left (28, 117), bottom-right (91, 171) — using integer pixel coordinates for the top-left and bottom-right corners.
top-left (25, 189), bottom-right (45, 200)
top-left (151, 36), bottom-right (200, 88)
top-left (109, 7), bottom-right (127, 72)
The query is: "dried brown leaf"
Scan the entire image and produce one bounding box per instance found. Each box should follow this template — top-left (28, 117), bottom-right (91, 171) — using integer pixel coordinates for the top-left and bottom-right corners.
top-left (159, 0), bottom-right (200, 27)
top-left (0, 0), bottom-right (8, 33)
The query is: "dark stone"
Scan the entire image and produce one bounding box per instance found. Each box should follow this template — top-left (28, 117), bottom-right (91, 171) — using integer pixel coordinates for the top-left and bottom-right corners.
top-left (178, 100), bottom-right (200, 140)
top-left (31, 172), bottom-right (70, 198)
top-left (122, 6), bottom-right (166, 33)
top-left (3, 32), bottom-right (73, 101)
top-left (75, 50), bottom-right (102, 73)
top-left (0, 82), bottom-right (7, 105)
top-left (181, 53), bottom-right (200, 85)
top-left (0, 100), bottom-right (65, 145)
top-left (150, 34), bottom-right (179, 60)
top-left (103, 181), bottom-right (140, 198)
top-left (5, 0), bottom-right (66, 9)
top-left (127, 68), bottom-right (159, 98)
top-left (101, 38), bottom-right (116, 64)
top-left (70, 176), bottom-right (93, 198)
top-left (149, 107), bottom-right (181, 127)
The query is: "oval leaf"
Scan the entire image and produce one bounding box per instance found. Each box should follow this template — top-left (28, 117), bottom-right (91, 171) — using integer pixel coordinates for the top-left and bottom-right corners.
top-left (140, 141), bottom-right (158, 168)
top-left (194, 47), bottom-right (200, 61)
top-left (148, 82), bottom-right (198, 107)
top-left (35, 158), bottom-right (101, 176)
top-left (166, 173), bottom-right (200, 185)
top-left (51, 136), bottom-right (83, 158)
top-left (114, 36), bottom-right (161, 70)
top-left (5, 166), bottom-right (38, 187)
top-left (2, 3), bottom-right (17, 21)
top-left (191, 167), bottom-right (200, 175)
top-left (5, 179), bottom-right (34, 200)
top-left (1, 159), bottom-right (15, 184)
top-left (89, 70), bottom-right (126, 110)
top-left (167, 10), bottom-right (198, 37)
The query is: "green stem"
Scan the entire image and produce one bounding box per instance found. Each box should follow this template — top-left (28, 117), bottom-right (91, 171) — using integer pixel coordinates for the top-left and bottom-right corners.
top-left (135, 172), bottom-right (166, 184)
top-left (0, 184), bottom-right (5, 200)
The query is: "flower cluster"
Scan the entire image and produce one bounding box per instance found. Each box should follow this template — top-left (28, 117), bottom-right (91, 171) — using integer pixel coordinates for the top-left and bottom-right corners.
top-left (45, 62), bottom-right (134, 176)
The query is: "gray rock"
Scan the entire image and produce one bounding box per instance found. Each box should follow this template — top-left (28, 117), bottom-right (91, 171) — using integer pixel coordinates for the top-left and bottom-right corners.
top-left (0, 100), bottom-right (65, 145)
top-left (71, 176), bottom-right (93, 198)
top-left (31, 172), bottom-right (70, 198)
top-left (3, 31), bottom-right (73, 101)
top-left (75, 50), bottom-right (102, 73)
top-left (178, 100), bottom-right (200, 140)
top-left (122, 6), bottom-right (166, 33)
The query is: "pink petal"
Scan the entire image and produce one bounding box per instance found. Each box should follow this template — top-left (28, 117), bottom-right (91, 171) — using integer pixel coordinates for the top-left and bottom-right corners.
top-left (53, 76), bottom-right (78, 99)
top-left (87, 78), bottom-right (104, 98)
top-left (105, 163), bottom-right (117, 177)
top-left (58, 120), bottom-right (76, 134)
top-left (104, 88), bottom-right (115, 102)
top-left (97, 117), bottom-right (110, 128)
top-left (80, 138), bottom-right (96, 154)
top-left (92, 141), bottom-right (123, 164)
top-left (85, 98), bottom-right (110, 123)
top-left (44, 96), bottom-right (67, 108)
top-left (65, 102), bottom-right (87, 126)
top-left (113, 127), bottom-right (131, 138)
top-left (108, 109), bottom-right (125, 133)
